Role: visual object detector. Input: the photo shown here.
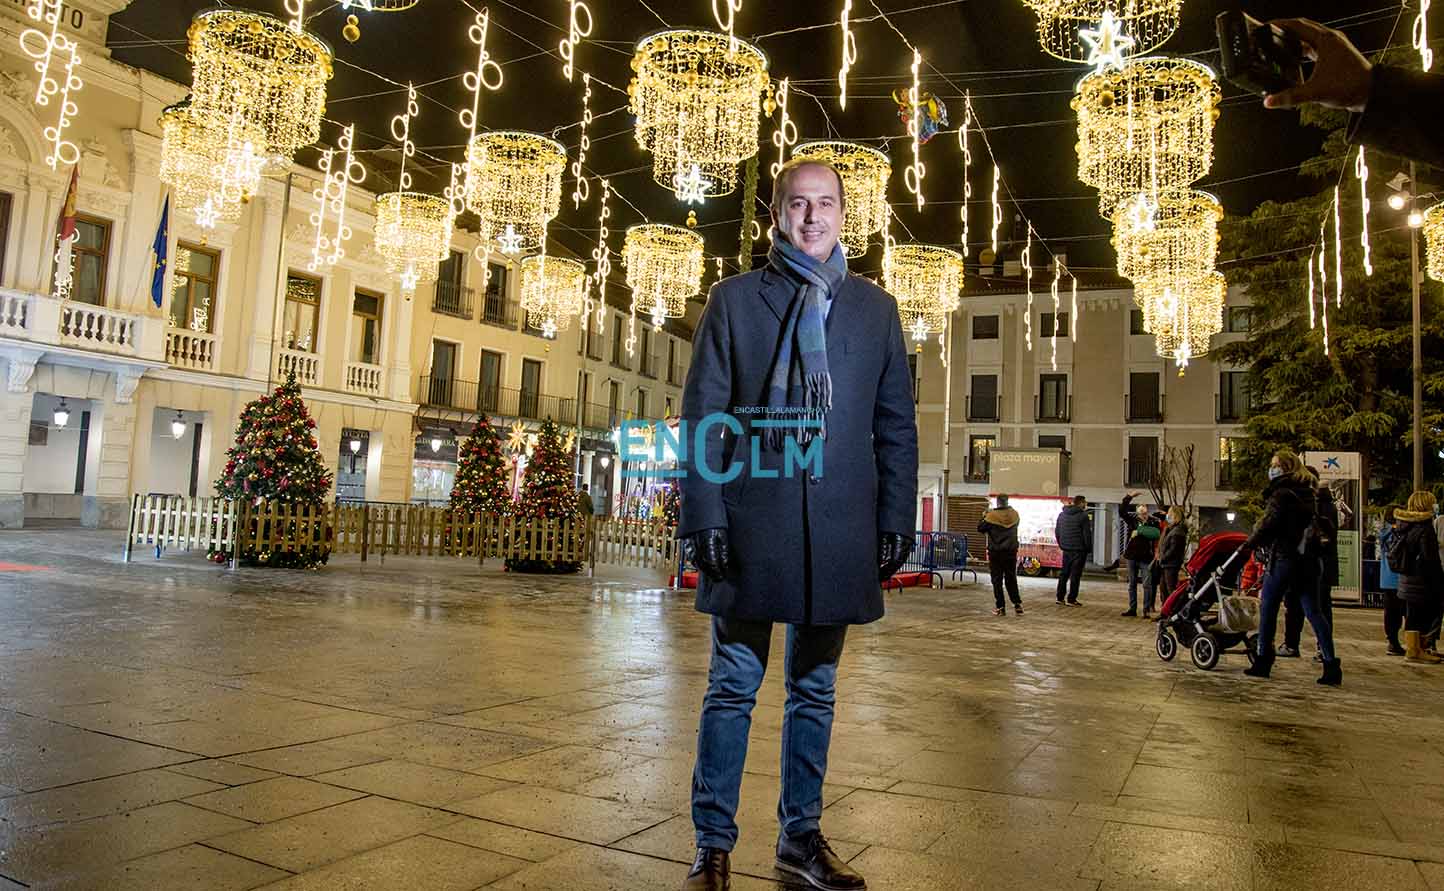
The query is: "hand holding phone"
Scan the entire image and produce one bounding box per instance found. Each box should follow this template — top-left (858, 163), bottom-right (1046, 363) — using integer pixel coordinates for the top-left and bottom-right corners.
top-left (1219, 15), bottom-right (1373, 113)
top-left (1216, 11), bottom-right (1307, 95)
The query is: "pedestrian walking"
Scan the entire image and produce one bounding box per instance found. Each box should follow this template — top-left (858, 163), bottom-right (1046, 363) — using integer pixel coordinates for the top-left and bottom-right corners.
top-left (577, 483), bottom-right (595, 517)
top-left (1054, 495), bottom-right (1091, 606)
top-left (1150, 507), bottom-right (1189, 615)
top-left (1379, 506), bottom-right (1406, 656)
top-left (1119, 492), bottom-right (1161, 617)
top-left (1281, 468), bottom-right (1338, 660)
top-left (1387, 492), bottom-right (1444, 665)
top-left (979, 494), bottom-right (1022, 616)
top-left (1243, 449), bottom-right (1341, 685)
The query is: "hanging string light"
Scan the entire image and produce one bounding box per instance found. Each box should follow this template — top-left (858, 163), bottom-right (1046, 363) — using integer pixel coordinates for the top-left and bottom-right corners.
top-left (882, 243), bottom-right (965, 335)
top-left (572, 73), bottom-right (593, 209)
top-left (1355, 147), bottom-right (1373, 276)
top-left (1332, 185), bottom-right (1344, 308)
top-left (713, 0), bottom-right (743, 55)
top-left (1019, 0), bottom-right (1181, 62)
top-left (465, 130), bottom-right (567, 255)
top-left (630, 29), bottom-right (769, 199)
top-left (957, 92), bottom-right (973, 255)
top-left (159, 100), bottom-right (266, 229)
top-left (307, 123), bottom-right (365, 272)
top-left (458, 7), bottom-right (504, 218)
top-left (904, 49), bottom-right (927, 210)
top-left (1416, 0), bottom-right (1434, 71)
top-left (559, 0), bottom-right (592, 81)
top-left (1023, 230), bottom-right (1034, 351)
top-left (373, 85), bottom-right (454, 296)
top-left (19, 0), bottom-right (82, 170)
top-left (186, 9), bottom-right (332, 167)
top-left (1073, 56), bottom-right (1221, 214)
top-left (1112, 190), bottom-right (1221, 287)
top-left (838, 0), bottom-right (856, 110)
top-left (625, 307), bottom-right (638, 358)
top-left (1424, 203), bottom-right (1444, 282)
top-left (790, 140), bottom-right (890, 257)
top-left (624, 223), bottom-right (705, 327)
top-left (1070, 270), bottom-right (1079, 342)
top-left (769, 78), bottom-right (797, 179)
top-left (521, 254), bottom-right (587, 338)
top-left (1317, 223), bottom-right (1329, 354)
top-left (1050, 259), bottom-right (1061, 371)
top-left (990, 164), bottom-right (1003, 256)
top-left (1307, 246), bottom-right (1317, 330)
top-left (589, 178), bottom-right (612, 333)
top-left (1148, 271), bottom-right (1225, 366)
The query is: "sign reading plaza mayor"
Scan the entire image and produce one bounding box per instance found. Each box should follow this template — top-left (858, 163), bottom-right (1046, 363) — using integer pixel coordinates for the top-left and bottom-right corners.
top-left (1304, 450), bottom-right (1363, 603)
top-left (987, 447), bottom-right (1070, 497)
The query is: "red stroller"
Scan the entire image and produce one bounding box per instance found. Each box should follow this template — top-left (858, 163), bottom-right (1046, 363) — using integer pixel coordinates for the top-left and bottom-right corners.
top-left (1156, 531), bottom-right (1260, 671)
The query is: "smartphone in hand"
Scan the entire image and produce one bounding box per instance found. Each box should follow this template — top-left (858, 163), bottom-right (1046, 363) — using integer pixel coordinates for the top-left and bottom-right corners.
top-left (1216, 11), bottom-right (1307, 95)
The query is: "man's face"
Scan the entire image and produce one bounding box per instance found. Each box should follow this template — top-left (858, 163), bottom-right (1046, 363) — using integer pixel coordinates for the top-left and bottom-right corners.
top-left (1136, 506), bottom-right (1149, 520)
top-left (772, 164), bottom-right (844, 263)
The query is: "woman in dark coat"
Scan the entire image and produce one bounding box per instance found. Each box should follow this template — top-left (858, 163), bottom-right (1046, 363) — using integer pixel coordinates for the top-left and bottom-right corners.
top-left (1243, 449), bottom-right (1341, 685)
top-left (1389, 492), bottom-right (1443, 664)
top-left (1152, 506), bottom-right (1189, 609)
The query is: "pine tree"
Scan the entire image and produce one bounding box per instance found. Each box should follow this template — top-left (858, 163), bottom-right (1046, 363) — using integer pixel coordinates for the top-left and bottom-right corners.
top-left (449, 415), bottom-right (513, 516)
top-left (211, 373), bottom-right (333, 568)
top-left (506, 418), bottom-right (582, 573)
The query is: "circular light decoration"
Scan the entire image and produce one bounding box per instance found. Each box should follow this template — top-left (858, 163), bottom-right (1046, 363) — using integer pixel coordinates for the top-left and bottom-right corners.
top-left (464, 130), bottom-right (566, 254)
top-left (883, 243), bottom-right (966, 318)
top-left (1112, 190), bottom-right (1221, 286)
top-left (1021, 0), bottom-right (1182, 62)
top-left (374, 192), bottom-right (452, 288)
top-left (185, 9), bottom-right (333, 167)
top-left (520, 254), bottom-right (587, 338)
top-left (790, 140), bottom-right (891, 257)
top-left (623, 223), bottom-right (705, 325)
top-left (629, 28), bottom-right (770, 198)
top-left (1424, 203), bottom-right (1444, 282)
top-left (159, 100), bottom-right (266, 227)
top-left (1072, 56), bottom-right (1220, 214)
top-left (1136, 270), bottom-right (1225, 361)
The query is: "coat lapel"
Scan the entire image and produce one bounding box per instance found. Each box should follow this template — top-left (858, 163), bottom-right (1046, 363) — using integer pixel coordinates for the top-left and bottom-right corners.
top-left (758, 266), bottom-right (793, 322)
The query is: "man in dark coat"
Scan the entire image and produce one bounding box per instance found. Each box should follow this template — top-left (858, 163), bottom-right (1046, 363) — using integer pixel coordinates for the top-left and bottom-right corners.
top-left (979, 493), bottom-right (1022, 615)
top-left (676, 158), bottom-right (919, 891)
top-left (1282, 468), bottom-right (1338, 659)
top-left (1054, 495), bottom-right (1091, 606)
top-left (1119, 492), bottom-right (1161, 617)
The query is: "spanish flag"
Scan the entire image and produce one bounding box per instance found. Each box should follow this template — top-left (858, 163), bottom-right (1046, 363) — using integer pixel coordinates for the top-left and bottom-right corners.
top-left (51, 164), bottom-right (78, 298)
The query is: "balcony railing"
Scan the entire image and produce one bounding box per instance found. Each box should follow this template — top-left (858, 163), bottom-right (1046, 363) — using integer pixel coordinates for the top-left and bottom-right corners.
top-left (345, 361), bottom-right (384, 397)
top-left (966, 394), bottom-right (1001, 422)
top-left (1125, 457), bottom-right (1157, 487)
top-left (0, 290), bottom-right (163, 362)
top-left (1, 291), bottom-right (29, 334)
top-left (1035, 394), bottom-right (1072, 423)
top-left (1126, 393), bottom-right (1165, 423)
top-left (278, 348), bottom-right (320, 386)
top-left (166, 328), bottom-right (218, 372)
top-left (418, 375), bottom-right (575, 423)
top-left (1216, 460), bottom-right (1239, 491)
top-left (480, 296), bottom-right (517, 330)
top-left (433, 280), bottom-right (473, 319)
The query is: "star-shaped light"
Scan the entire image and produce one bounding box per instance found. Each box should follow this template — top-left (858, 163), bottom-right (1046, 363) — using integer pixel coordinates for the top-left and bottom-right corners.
top-left (506, 420), bottom-right (529, 453)
top-left (541, 319), bottom-right (557, 338)
top-left (672, 163), bottom-right (711, 204)
top-left (909, 315), bottom-right (928, 342)
top-left (1126, 192), bottom-right (1156, 233)
top-left (496, 224), bottom-right (525, 255)
top-left (195, 198), bottom-right (220, 230)
top-left (1080, 11), bottom-right (1135, 74)
top-left (399, 264), bottom-right (420, 295)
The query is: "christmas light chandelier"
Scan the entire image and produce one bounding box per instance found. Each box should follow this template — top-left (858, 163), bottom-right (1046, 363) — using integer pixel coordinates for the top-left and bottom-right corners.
top-left (629, 28), bottom-right (770, 199)
top-left (1072, 56), bottom-right (1220, 214)
top-left (1142, 270), bottom-right (1225, 364)
top-left (790, 140), bottom-right (891, 257)
top-left (1424, 203), bottom-right (1444, 283)
top-left (159, 100), bottom-right (266, 229)
top-left (1020, 0), bottom-right (1182, 63)
top-left (623, 223), bottom-right (705, 327)
top-left (1112, 190), bottom-right (1221, 286)
top-left (883, 243), bottom-right (966, 319)
top-left (521, 254), bottom-right (587, 338)
top-left (464, 130), bottom-right (566, 255)
top-left (185, 9), bottom-right (333, 167)
top-left (373, 84), bottom-right (454, 295)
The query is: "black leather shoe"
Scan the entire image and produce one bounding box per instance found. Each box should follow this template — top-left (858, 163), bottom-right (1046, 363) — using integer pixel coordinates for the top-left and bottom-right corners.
top-left (684, 847), bottom-right (730, 891)
top-left (776, 832), bottom-right (865, 891)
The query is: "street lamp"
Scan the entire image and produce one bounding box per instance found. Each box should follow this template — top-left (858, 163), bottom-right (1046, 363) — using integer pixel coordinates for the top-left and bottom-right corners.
top-left (52, 398), bottom-right (70, 428)
top-left (1226, 510), bottom-right (1237, 523)
top-left (170, 411), bottom-right (187, 439)
top-left (1389, 164), bottom-right (1428, 492)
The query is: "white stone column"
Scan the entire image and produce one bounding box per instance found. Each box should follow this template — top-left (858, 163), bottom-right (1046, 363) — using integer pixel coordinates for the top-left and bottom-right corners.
top-left (245, 182), bottom-right (288, 382)
top-left (117, 130), bottom-right (166, 316)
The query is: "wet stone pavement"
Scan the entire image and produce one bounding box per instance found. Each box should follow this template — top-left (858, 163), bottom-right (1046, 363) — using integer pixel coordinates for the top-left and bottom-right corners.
top-left (0, 530), bottom-right (1442, 890)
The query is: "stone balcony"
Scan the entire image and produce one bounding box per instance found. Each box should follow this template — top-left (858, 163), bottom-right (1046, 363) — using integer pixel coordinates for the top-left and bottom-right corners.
top-left (0, 289), bottom-right (165, 397)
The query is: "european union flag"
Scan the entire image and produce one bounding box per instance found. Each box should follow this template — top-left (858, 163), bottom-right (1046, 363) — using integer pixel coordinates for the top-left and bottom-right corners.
top-left (150, 196), bottom-right (169, 308)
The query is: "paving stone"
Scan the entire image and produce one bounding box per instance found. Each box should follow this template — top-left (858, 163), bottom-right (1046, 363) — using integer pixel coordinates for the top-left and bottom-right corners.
top-left (446, 785), bottom-right (675, 846)
top-left (166, 759), bottom-right (281, 786)
top-left (39, 843), bottom-right (289, 891)
top-left (487, 843), bottom-right (786, 891)
top-left (184, 776), bottom-right (367, 823)
top-left (427, 817), bottom-right (579, 862)
top-left (315, 759), bottom-right (515, 807)
top-left (227, 742), bottom-right (389, 777)
top-left (251, 834), bottom-right (527, 890)
top-left (204, 796), bottom-right (456, 872)
top-left (0, 768), bottom-right (223, 829)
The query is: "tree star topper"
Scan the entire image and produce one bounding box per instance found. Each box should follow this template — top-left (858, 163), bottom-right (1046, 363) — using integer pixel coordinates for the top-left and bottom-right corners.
top-left (1079, 11), bottom-right (1135, 74)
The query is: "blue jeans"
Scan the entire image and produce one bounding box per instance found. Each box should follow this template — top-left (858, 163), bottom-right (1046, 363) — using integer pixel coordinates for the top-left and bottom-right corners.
top-left (1256, 553), bottom-right (1335, 662)
top-left (692, 615), bottom-right (848, 851)
top-left (1127, 559), bottom-right (1152, 611)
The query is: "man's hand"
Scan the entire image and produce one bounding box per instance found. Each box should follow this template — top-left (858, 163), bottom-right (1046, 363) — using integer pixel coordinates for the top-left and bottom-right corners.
top-left (688, 527), bottom-right (731, 582)
top-left (1263, 18), bottom-right (1372, 113)
top-left (878, 532), bottom-right (914, 582)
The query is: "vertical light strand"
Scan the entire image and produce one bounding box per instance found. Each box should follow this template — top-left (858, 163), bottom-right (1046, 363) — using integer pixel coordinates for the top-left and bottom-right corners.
top-left (1070, 271), bottom-right (1079, 343)
top-left (1355, 147), bottom-right (1372, 276)
top-left (590, 178), bottom-right (612, 334)
top-left (307, 123), bottom-right (365, 272)
top-left (559, 0), bottom-right (592, 81)
top-left (625, 306), bottom-right (638, 358)
top-left (957, 92), bottom-right (972, 255)
top-left (284, 0), bottom-right (305, 32)
top-left (837, 0), bottom-right (856, 110)
top-left (1307, 247), bottom-right (1316, 330)
top-left (1415, 0), bottom-right (1434, 71)
top-left (769, 78), bottom-right (796, 179)
top-left (390, 82), bottom-right (417, 191)
top-left (938, 315), bottom-right (948, 367)
top-left (714, 0), bottom-right (743, 55)
top-left (1050, 258), bottom-right (1061, 370)
top-left (1333, 185), bottom-right (1344, 308)
top-left (716, 256), bottom-right (724, 284)
top-left (990, 164), bottom-right (1002, 256)
top-left (1023, 229), bottom-right (1033, 352)
top-left (458, 10), bottom-right (504, 157)
top-left (18, 0), bottom-right (82, 170)
top-left (1317, 228), bottom-right (1330, 355)
top-left (572, 72), bottom-right (593, 208)
top-left (904, 49), bottom-right (926, 210)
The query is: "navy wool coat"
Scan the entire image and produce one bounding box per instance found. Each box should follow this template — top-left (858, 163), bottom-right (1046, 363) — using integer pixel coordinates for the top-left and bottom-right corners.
top-left (676, 266), bottom-right (919, 625)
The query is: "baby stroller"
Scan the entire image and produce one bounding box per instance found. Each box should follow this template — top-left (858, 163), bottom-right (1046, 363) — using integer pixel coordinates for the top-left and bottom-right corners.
top-left (1155, 531), bottom-right (1260, 671)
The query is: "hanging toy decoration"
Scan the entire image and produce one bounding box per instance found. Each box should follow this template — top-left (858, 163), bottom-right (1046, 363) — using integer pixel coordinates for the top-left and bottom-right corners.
top-left (892, 85), bottom-right (948, 144)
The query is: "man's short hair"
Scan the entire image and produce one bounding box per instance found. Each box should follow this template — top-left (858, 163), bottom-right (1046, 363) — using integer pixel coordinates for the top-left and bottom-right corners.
top-left (1073, 495), bottom-right (1087, 507)
top-left (770, 158), bottom-right (846, 211)
top-left (996, 493), bottom-right (1009, 507)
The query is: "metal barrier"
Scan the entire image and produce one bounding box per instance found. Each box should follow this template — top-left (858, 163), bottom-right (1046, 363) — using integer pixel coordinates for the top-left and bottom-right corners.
top-left (925, 532), bottom-right (978, 584)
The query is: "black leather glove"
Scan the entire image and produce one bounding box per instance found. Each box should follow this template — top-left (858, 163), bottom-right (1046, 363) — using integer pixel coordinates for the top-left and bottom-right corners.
top-left (878, 532), bottom-right (914, 581)
top-left (688, 527), bottom-right (731, 582)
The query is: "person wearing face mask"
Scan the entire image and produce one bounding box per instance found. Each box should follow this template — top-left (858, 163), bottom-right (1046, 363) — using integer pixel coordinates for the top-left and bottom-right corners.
top-left (1242, 449), bottom-right (1341, 685)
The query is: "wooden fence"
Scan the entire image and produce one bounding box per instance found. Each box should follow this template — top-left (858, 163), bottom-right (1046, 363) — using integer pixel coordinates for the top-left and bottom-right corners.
top-left (124, 495), bottom-right (678, 573)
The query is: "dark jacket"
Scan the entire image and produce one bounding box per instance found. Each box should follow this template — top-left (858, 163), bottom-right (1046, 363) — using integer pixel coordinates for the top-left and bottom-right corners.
top-left (978, 507), bottom-right (1020, 553)
top-left (1348, 66), bottom-right (1444, 169)
top-left (676, 267), bottom-right (919, 625)
top-left (1391, 513), bottom-right (1443, 604)
top-left (1244, 475), bottom-right (1316, 561)
top-left (1316, 486), bottom-right (1340, 587)
top-left (1157, 521), bottom-right (1188, 570)
top-left (1120, 495), bottom-right (1161, 562)
top-left (1054, 504), bottom-right (1091, 553)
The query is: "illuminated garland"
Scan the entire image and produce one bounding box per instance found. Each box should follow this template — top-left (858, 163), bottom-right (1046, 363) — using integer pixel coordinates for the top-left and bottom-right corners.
top-left (307, 123), bottom-right (365, 272)
top-left (1020, 0), bottom-right (1181, 62)
top-left (465, 131), bottom-right (567, 255)
top-left (1023, 230), bottom-right (1033, 352)
top-left (1416, 0), bottom-right (1434, 71)
top-left (623, 223), bottom-right (705, 326)
top-left (589, 177), bottom-right (613, 333)
top-left (957, 92), bottom-right (972, 255)
top-left (838, 0), bottom-right (856, 109)
top-left (1356, 147), bottom-right (1372, 276)
top-left (572, 72), bottom-right (593, 208)
top-left (521, 255), bottom-right (587, 338)
top-left (1424, 203), bottom-right (1444, 282)
top-left (19, 0), bottom-right (82, 170)
top-left (559, 0), bottom-right (592, 81)
top-left (769, 78), bottom-right (797, 179)
top-left (904, 49), bottom-right (926, 210)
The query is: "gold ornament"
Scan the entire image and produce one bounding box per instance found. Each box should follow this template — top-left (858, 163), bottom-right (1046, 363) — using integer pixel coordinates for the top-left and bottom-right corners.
top-left (791, 140), bottom-right (891, 258)
top-left (630, 29), bottom-right (769, 198)
top-left (1111, 190), bottom-right (1221, 287)
top-left (1139, 270), bottom-right (1226, 363)
top-left (883, 243), bottom-right (966, 319)
top-left (1424, 203), bottom-right (1444, 282)
top-left (464, 130), bottom-right (566, 255)
top-left (159, 100), bottom-right (266, 228)
top-left (623, 224), bottom-right (705, 323)
top-left (521, 254), bottom-right (587, 338)
top-left (1020, 0), bottom-right (1182, 62)
top-left (342, 14), bottom-right (360, 42)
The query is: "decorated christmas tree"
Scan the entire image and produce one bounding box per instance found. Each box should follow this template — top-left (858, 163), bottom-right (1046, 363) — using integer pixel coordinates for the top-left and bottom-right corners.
top-left (211, 373), bottom-right (333, 568)
top-left (449, 415), bottom-right (513, 516)
top-left (506, 417), bottom-right (582, 573)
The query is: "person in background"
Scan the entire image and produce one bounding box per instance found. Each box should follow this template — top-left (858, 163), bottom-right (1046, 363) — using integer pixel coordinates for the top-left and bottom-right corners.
top-left (1379, 506), bottom-right (1405, 656)
top-left (1054, 495), bottom-right (1091, 607)
top-left (1282, 468), bottom-right (1339, 660)
top-left (979, 494), bottom-right (1023, 616)
top-left (1388, 492), bottom-right (1444, 665)
top-left (577, 483), bottom-right (595, 517)
top-left (1243, 449), bottom-right (1341, 685)
top-left (1151, 507), bottom-right (1189, 617)
top-left (1119, 492), bottom-right (1162, 617)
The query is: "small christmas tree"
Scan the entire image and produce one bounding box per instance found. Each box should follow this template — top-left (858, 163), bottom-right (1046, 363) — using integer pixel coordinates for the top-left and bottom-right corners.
top-left (506, 418), bottom-right (582, 573)
top-left (211, 373), bottom-right (333, 569)
top-left (450, 415), bottom-right (513, 516)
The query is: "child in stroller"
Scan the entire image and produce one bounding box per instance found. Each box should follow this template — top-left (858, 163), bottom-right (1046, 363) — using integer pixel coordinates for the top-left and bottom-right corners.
top-left (1156, 531), bottom-right (1261, 670)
